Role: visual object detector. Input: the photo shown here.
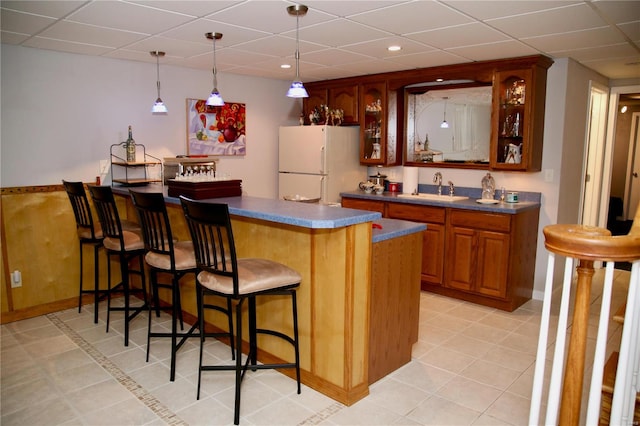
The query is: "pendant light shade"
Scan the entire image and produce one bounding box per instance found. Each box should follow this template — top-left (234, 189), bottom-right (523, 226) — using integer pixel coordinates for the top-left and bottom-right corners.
top-left (286, 4), bottom-right (308, 98)
top-left (205, 32), bottom-right (224, 106)
top-left (440, 97), bottom-right (449, 129)
top-left (150, 51), bottom-right (168, 114)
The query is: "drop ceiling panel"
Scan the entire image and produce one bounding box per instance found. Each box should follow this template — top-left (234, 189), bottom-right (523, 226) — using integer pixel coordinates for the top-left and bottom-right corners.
top-left (161, 19), bottom-right (270, 46)
top-left (22, 36), bottom-right (114, 56)
top-left (129, 1), bottom-right (237, 18)
top-left (38, 20), bottom-right (147, 47)
top-left (589, 0), bottom-right (640, 24)
top-left (0, 1), bottom-right (86, 18)
top-left (349, 1), bottom-right (472, 34)
top-left (523, 27), bottom-right (628, 52)
top-left (447, 40), bottom-right (539, 62)
top-left (341, 36), bottom-right (436, 58)
top-left (0, 8), bottom-right (56, 34)
top-left (297, 19), bottom-right (391, 48)
top-left (487, 3), bottom-right (607, 38)
top-left (440, 1), bottom-right (582, 21)
top-left (407, 23), bottom-right (510, 50)
top-left (66, 1), bottom-right (194, 34)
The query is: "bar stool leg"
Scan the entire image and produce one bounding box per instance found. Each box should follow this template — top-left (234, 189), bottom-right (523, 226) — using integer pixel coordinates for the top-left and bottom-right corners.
top-left (92, 243), bottom-right (101, 324)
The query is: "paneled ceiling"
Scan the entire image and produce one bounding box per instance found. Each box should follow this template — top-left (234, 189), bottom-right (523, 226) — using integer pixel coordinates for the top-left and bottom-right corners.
top-left (1, 0), bottom-right (639, 82)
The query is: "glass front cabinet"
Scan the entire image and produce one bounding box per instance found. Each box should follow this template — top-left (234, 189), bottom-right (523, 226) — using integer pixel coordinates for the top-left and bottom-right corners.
top-left (490, 58), bottom-right (550, 171)
top-left (360, 82), bottom-right (387, 165)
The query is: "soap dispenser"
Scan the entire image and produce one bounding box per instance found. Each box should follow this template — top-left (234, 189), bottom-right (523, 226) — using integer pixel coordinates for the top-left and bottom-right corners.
top-left (481, 173), bottom-right (496, 199)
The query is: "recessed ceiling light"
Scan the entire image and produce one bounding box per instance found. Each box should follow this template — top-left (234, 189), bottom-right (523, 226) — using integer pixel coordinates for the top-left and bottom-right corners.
top-left (436, 78), bottom-right (444, 82)
top-left (621, 105), bottom-right (628, 113)
top-left (387, 45), bottom-right (401, 52)
top-left (281, 64), bottom-right (291, 69)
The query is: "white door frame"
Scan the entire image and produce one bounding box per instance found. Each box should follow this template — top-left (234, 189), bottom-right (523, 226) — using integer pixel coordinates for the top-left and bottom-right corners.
top-left (623, 112), bottom-right (640, 220)
top-left (580, 81), bottom-right (609, 226)
top-left (599, 85), bottom-right (640, 229)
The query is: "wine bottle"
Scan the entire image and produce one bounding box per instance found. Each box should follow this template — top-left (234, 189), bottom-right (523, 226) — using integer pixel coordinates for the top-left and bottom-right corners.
top-left (126, 125), bottom-right (136, 162)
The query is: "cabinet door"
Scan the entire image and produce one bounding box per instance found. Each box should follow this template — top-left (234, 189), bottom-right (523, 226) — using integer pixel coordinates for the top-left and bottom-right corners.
top-left (490, 68), bottom-right (544, 171)
top-left (421, 222), bottom-right (445, 286)
top-left (475, 230), bottom-right (510, 298)
top-left (445, 226), bottom-right (475, 292)
top-left (329, 85), bottom-right (358, 124)
top-left (303, 87), bottom-right (328, 124)
top-left (360, 82), bottom-right (387, 165)
top-left (386, 203), bottom-right (446, 286)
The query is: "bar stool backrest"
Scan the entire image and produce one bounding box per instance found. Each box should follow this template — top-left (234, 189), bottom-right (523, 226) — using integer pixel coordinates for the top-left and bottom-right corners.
top-left (179, 196), bottom-right (239, 297)
top-left (63, 180), bottom-right (101, 241)
top-left (130, 190), bottom-right (177, 269)
top-left (88, 185), bottom-right (126, 249)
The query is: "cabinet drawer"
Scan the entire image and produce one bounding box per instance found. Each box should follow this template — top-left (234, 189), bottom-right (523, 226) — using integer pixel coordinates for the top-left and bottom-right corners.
top-left (449, 210), bottom-right (511, 233)
top-left (387, 203), bottom-right (445, 224)
top-left (341, 198), bottom-right (385, 214)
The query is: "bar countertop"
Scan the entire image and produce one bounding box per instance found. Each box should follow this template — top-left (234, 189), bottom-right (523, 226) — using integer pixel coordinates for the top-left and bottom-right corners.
top-left (112, 185), bottom-right (382, 229)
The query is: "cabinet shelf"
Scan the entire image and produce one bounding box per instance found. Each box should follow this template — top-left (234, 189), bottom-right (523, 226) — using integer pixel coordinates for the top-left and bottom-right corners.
top-left (110, 142), bottom-right (162, 187)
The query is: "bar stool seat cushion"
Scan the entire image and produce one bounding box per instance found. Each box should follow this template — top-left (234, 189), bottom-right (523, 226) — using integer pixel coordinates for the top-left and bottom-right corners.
top-left (77, 226), bottom-right (103, 240)
top-left (198, 258), bottom-right (301, 295)
top-left (103, 230), bottom-right (144, 252)
top-left (78, 220), bottom-right (139, 241)
top-left (145, 241), bottom-right (197, 271)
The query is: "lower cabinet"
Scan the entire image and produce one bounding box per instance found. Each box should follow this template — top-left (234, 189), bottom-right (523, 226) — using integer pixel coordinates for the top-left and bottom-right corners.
top-left (386, 203), bottom-right (445, 288)
top-left (446, 210), bottom-right (510, 299)
top-left (341, 196), bottom-right (539, 311)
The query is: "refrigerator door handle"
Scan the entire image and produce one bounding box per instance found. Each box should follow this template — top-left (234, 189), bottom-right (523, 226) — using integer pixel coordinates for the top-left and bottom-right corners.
top-left (320, 176), bottom-right (325, 201)
top-left (320, 145), bottom-right (325, 174)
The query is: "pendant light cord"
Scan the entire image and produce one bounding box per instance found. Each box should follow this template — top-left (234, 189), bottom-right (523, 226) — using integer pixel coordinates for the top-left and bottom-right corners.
top-left (295, 11), bottom-right (301, 80)
top-left (212, 36), bottom-right (218, 90)
top-left (156, 53), bottom-right (161, 99)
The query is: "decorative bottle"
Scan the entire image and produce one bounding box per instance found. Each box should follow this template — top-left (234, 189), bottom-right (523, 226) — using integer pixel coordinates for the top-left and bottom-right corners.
top-left (126, 125), bottom-right (136, 162)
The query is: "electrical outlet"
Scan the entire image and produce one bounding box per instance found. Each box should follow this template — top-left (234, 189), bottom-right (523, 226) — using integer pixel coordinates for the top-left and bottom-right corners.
top-left (544, 169), bottom-right (554, 183)
top-left (99, 160), bottom-right (109, 174)
top-left (11, 270), bottom-right (22, 288)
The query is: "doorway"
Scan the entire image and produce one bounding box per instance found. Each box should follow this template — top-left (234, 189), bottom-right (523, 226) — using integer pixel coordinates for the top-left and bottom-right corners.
top-left (623, 111), bottom-right (640, 221)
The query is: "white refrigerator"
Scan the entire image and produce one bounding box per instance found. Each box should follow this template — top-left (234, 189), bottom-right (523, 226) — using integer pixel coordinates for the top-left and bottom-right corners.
top-left (278, 125), bottom-right (366, 204)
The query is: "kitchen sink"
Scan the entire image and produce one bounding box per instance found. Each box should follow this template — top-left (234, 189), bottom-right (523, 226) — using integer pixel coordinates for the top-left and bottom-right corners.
top-left (397, 193), bottom-right (469, 202)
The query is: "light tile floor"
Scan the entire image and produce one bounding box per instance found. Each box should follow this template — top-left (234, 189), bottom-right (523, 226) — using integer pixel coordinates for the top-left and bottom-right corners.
top-left (1, 268), bottom-right (631, 425)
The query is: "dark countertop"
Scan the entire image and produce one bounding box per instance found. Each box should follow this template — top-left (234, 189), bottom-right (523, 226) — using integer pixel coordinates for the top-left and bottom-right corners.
top-left (341, 188), bottom-right (541, 214)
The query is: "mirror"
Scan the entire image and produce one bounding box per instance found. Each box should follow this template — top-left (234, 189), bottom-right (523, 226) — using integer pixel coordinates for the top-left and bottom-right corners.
top-left (404, 85), bottom-right (492, 165)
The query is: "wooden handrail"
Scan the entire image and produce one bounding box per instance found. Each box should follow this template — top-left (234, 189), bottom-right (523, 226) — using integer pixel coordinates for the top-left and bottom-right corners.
top-left (538, 205), bottom-right (640, 425)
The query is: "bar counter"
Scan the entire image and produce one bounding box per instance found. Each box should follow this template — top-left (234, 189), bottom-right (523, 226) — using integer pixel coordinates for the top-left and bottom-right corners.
top-left (112, 186), bottom-right (425, 405)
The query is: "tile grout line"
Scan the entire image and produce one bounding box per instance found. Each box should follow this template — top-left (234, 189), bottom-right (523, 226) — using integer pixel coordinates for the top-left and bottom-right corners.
top-left (46, 312), bottom-right (187, 426)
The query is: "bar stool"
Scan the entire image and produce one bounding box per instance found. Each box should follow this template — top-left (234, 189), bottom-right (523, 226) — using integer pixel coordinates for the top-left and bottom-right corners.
top-left (88, 185), bottom-right (148, 346)
top-left (180, 196), bottom-right (301, 425)
top-left (130, 190), bottom-right (233, 381)
top-left (62, 180), bottom-right (105, 323)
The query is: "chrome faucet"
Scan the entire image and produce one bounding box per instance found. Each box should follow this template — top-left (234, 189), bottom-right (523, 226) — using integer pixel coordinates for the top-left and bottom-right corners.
top-left (433, 172), bottom-right (443, 195)
top-left (448, 180), bottom-right (455, 197)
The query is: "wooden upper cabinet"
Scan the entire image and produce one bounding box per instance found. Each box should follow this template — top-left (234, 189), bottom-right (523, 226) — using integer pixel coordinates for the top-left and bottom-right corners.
top-left (490, 57), bottom-right (552, 171)
top-left (302, 87), bottom-right (327, 124)
top-left (329, 84), bottom-right (358, 124)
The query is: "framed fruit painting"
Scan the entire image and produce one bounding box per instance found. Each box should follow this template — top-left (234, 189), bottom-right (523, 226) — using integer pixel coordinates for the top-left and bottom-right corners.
top-left (186, 98), bottom-right (246, 156)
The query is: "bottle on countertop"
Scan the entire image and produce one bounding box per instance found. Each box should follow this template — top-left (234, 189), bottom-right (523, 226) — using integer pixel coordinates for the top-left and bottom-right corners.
top-left (126, 125), bottom-right (136, 162)
top-left (481, 172), bottom-right (496, 199)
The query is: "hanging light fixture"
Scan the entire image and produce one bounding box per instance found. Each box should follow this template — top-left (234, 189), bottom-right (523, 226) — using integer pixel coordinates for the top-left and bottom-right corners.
top-left (205, 32), bottom-right (224, 106)
top-left (440, 97), bottom-right (449, 129)
top-left (150, 51), bottom-right (168, 114)
top-left (286, 4), bottom-right (309, 98)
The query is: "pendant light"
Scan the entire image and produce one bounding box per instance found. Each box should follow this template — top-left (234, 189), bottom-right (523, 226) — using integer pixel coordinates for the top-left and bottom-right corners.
top-left (205, 32), bottom-right (224, 106)
top-left (440, 97), bottom-right (449, 129)
top-left (150, 51), bottom-right (168, 114)
top-left (286, 4), bottom-right (309, 98)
